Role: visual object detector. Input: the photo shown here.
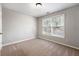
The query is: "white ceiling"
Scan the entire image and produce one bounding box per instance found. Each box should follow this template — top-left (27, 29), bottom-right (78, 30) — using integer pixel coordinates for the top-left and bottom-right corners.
top-left (2, 3), bottom-right (78, 17)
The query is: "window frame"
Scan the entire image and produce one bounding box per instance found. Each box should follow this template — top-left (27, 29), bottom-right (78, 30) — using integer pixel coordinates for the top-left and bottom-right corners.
top-left (42, 14), bottom-right (65, 38)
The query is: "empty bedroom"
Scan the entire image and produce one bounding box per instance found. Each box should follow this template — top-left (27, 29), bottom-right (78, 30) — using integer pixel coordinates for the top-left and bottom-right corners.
top-left (0, 3), bottom-right (79, 56)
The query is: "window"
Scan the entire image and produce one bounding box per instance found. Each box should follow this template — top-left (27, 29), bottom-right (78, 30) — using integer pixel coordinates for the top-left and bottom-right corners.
top-left (42, 14), bottom-right (64, 38)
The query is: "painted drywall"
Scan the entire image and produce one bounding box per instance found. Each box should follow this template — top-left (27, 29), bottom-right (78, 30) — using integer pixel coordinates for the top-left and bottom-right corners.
top-left (0, 4), bottom-right (2, 50)
top-left (37, 5), bottom-right (79, 49)
top-left (2, 7), bottom-right (37, 45)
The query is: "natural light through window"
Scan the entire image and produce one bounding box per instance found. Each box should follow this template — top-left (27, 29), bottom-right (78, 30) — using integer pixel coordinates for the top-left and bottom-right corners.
top-left (42, 14), bottom-right (64, 38)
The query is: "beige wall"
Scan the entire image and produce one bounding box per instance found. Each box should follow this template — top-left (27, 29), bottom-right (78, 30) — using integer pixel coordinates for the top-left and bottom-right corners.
top-left (2, 7), bottom-right (37, 45)
top-left (0, 4), bottom-right (2, 49)
top-left (37, 5), bottom-right (79, 49)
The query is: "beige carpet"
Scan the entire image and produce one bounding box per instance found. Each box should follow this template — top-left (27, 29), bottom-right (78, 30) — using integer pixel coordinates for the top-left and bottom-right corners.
top-left (1, 39), bottom-right (79, 56)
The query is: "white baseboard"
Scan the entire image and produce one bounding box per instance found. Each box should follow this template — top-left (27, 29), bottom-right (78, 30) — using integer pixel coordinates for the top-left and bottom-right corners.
top-left (40, 38), bottom-right (79, 50)
top-left (3, 37), bottom-right (36, 47)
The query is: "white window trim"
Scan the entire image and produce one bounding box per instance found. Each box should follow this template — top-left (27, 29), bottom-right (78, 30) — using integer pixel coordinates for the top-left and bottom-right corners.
top-left (42, 14), bottom-right (65, 38)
